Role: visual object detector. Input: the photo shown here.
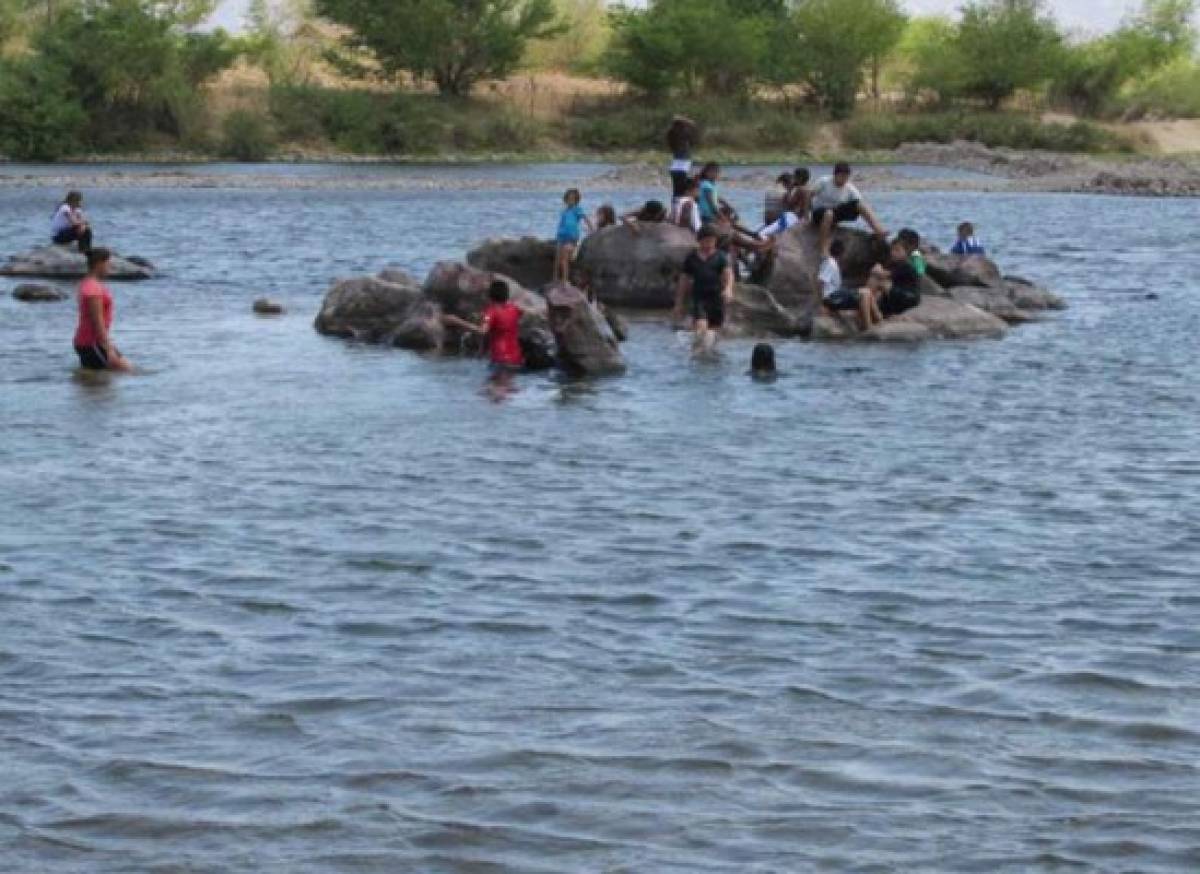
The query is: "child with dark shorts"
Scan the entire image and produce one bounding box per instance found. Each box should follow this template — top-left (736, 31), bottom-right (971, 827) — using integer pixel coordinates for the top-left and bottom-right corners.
top-left (675, 224), bottom-right (734, 354)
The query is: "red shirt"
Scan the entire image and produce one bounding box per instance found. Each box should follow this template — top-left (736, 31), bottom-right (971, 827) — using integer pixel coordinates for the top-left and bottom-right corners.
top-left (484, 302), bottom-right (523, 366)
top-left (74, 276), bottom-right (113, 347)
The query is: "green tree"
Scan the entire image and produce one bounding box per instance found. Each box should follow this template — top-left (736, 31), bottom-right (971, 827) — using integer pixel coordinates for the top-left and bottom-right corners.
top-left (0, 55), bottom-right (86, 159)
top-left (606, 0), bottom-right (770, 96)
top-left (792, 0), bottom-right (907, 116)
top-left (954, 0), bottom-right (1062, 109)
top-left (524, 0), bottom-right (610, 72)
top-left (898, 16), bottom-right (967, 102)
top-left (314, 0), bottom-right (560, 97)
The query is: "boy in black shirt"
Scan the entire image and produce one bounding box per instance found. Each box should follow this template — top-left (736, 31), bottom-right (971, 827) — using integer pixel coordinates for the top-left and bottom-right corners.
top-left (881, 238), bottom-right (922, 318)
top-left (675, 224), bottom-right (734, 354)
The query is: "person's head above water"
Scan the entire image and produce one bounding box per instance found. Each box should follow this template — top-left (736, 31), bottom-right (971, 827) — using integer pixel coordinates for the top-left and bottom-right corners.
top-left (488, 280), bottom-right (510, 304)
top-left (701, 162), bottom-right (721, 181)
top-left (87, 247), bottom-right (111, 277)
top-left (751, 343), bottom-right (777, 376)
top-left (833, 161), bottom-right (852, 185)
top-left (563, 188), bottom-right (581, 206)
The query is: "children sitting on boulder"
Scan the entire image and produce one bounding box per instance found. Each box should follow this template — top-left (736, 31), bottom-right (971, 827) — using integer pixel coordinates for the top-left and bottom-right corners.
top-left (897, 228), bottom-right (926, 276)
top-left (810, 162), bottom-right (887, 257)
top-left (951, 221), bottom-right (987, 256)
top-left (784, 167), bottom-right (812, 219)
top-left (670, 177), bottom-right (702, 234)
top-left (881, 238), bottom-right (922, 317)
top-left (52, 191), bottom-right (92, 252)
top-left (555, 188), bottom-right (594, 283)
top-left (820, 240), bottom-right (881, 332)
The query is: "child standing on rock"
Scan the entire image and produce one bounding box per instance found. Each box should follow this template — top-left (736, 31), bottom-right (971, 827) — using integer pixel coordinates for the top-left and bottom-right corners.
top-left (555, 188), bottom-right (593, 283)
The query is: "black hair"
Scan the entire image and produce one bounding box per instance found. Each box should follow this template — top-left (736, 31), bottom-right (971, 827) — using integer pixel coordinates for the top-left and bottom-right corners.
top-left (776, 172), bottom-right (794, 187)
top-left (697, 223), bottom-right (719, 241)
top-left (898, 228), bottom-right (920, 249)
top-left (793, 167), bottom-right (810, 185)
top-left (487, 280), bottom-right (510, 303)
top-left (666, 116), bottom-right (697, 154)
top-left (751, 343), bottom-right (776, 374)
top-left (563, 188), bottom-right (581, 204)
top-left (958, 221), bottom-right (974, 235)
top-left (701, 161), bottom-right (720, 179)
top-left (596, 204), bottom-right (616, 228)
top-left (829, 239), bottom-right (845, 258)
top-left (65, 190), bottom-right (82, 206)
top-left (833, 161), bottom-right (851, 176)
top-left (684, 175), bottom-right (700, 192)
top-left (86, 247), bottom-right (111, 270)
top-left (637, 200), bottom-right (666, 222)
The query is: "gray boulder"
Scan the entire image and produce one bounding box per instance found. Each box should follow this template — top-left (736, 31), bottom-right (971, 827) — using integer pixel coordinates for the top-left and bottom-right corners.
top-left (423, 261), bottom-right (555, 369)
top-left (1003, 275), bottom-right (1066, 311)
top-left (466, 237), bottom-right (557, 291)
top-left (1, 245), bottom-right (156, 280)
top-left (726, 284), bottom-right (808, 338)
top-left (544, 282), bottom-right (626, 376)
top-left (314, 272), bottom-right (443, 350)
top-left (252, 298), bottom-right (284, 315)
top-left (576, 223), bottom-right (697, 308)
top-left (12, 283), bottom-right (66, 302)
top-left (812, 295), bottom-right (1007, 342)
top-left (923, 251), bottom-right (1002, 289)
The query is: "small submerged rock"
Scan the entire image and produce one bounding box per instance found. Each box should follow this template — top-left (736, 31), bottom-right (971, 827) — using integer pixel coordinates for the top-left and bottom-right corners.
top-left (252, 298), bottom-right (285, 315)
top-left (1, 245), bottom-right (156, 280)
top-left (12, 283), bottom-right (66, 302)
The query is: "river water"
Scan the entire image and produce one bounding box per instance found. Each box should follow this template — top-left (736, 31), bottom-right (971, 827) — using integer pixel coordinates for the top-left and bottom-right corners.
top-left (1, 166), bottom-right (1198, 872)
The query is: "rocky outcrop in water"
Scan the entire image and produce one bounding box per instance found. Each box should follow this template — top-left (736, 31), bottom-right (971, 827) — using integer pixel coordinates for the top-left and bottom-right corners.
top-left (1, 245), bottom-right (156, 280)
top-left (544, 283), bottom-right (626, 376)
top-left (466, 237), bottom-right (557, 292)
top-left (577, 223), bottom-right (697, 309)
top-left (11, 283), bottom-right (67, 302)
top-left (315, 263), bottom-right (627, 374)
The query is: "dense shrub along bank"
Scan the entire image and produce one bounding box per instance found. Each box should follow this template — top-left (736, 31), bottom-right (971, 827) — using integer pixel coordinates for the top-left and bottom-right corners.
top-left (842, 112), bottom-right (1134, 153)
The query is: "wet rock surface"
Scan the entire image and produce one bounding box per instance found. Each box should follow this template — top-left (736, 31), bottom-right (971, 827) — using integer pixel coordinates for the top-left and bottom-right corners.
top-left (1, 245), bottom-right (156, 280)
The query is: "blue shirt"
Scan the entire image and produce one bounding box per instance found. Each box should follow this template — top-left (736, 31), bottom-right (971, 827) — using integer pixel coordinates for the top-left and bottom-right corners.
top-left (698, 180), bottom-right (720, 222)
top-left (951, 237), bottom-right (986, 256)
top-left (557, 205), bottom-right (586, 242)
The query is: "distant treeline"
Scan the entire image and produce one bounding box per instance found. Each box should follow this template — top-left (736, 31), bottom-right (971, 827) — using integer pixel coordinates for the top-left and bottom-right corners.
top-left (0, 0), bottom-right (1195, 160)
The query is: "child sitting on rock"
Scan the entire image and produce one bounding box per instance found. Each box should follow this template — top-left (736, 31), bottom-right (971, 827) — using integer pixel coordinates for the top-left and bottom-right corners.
top-left (897, 228), bottom-right (927, 276)
top-left (442, 280), bottom-right (524, 371)
top-left (950, 221), bottom-right (986, 256)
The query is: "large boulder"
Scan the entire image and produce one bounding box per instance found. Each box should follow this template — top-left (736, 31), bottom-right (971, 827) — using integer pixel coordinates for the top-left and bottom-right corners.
top-left (11, 283), bottom-right (66, 302)
top-left (1, 245), bottom-right (155, 280)
top-left (544, 283), bottom-right (625, 376)
top-left (423, 261), bottom-right (555, 369)
top-left (812, 295), bottom-right (1007, 342)
top-left (314, 270), bottom-right (443, 350)
top-left (1003, 275), bottom-right (1066, 311)
top-left (923, 251), bottom-right (1002, 289)
top-left (726, 284), bottom-right (808, 338)
top-left (466, 237), bottom-right (557, 291)
top-left (761, 226), bottom-right (886, 310)
top-left (576, 223), bottom-right (697, 309)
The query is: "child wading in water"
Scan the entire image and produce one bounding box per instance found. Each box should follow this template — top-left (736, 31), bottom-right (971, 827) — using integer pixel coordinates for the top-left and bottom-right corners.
top-left (675, 224), bottom-right (734, 355)
top-left (442, 281), bottom-right (525, 372)
top-left (74, 248), bottom-right (133, 372)
top-left (555, 188), bottom-right (594, 283)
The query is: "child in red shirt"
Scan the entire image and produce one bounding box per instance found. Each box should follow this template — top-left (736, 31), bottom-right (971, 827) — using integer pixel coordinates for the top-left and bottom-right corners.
top-left (443, 280), bottom-right (524, 369)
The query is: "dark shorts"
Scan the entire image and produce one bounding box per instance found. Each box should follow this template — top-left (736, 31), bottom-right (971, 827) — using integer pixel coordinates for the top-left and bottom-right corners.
top-left (692, 294), bottom-right (725, 328)
top-left (825, 288), bottom-right (861, 311)
top-left (75, 344), bottom-right (110, 370)
top-left (812, 201), bottom-right (861, 226)
top-left (670, 170), bottom-right (691, 198)
top-left (881, 287), bottom-right (920, 317)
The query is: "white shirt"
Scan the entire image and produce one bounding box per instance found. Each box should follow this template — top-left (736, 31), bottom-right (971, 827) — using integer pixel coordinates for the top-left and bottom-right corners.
top-left (52, 203), bottom-right (80, 235)
top-left (818, 256), bottom-right (842, 300)
top-left (671, 196), bottom-right (701, 233)
top-left (811, 176), bottom-right (862, 211)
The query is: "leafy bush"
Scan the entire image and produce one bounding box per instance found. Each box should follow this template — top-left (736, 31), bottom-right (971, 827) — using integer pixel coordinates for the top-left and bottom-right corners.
top-left (0, 58), bottom-right (86, 161)
top-left (221, 109), bottom-right (276, 161)
top-left (1119, 57), bottom-right (1200, 118)
top-left (843, 112), bottom-right (1130, 152)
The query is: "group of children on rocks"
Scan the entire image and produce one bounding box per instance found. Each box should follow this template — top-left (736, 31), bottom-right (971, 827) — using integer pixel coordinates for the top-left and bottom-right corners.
top-left (553, 115), bottom-right (990, 351)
